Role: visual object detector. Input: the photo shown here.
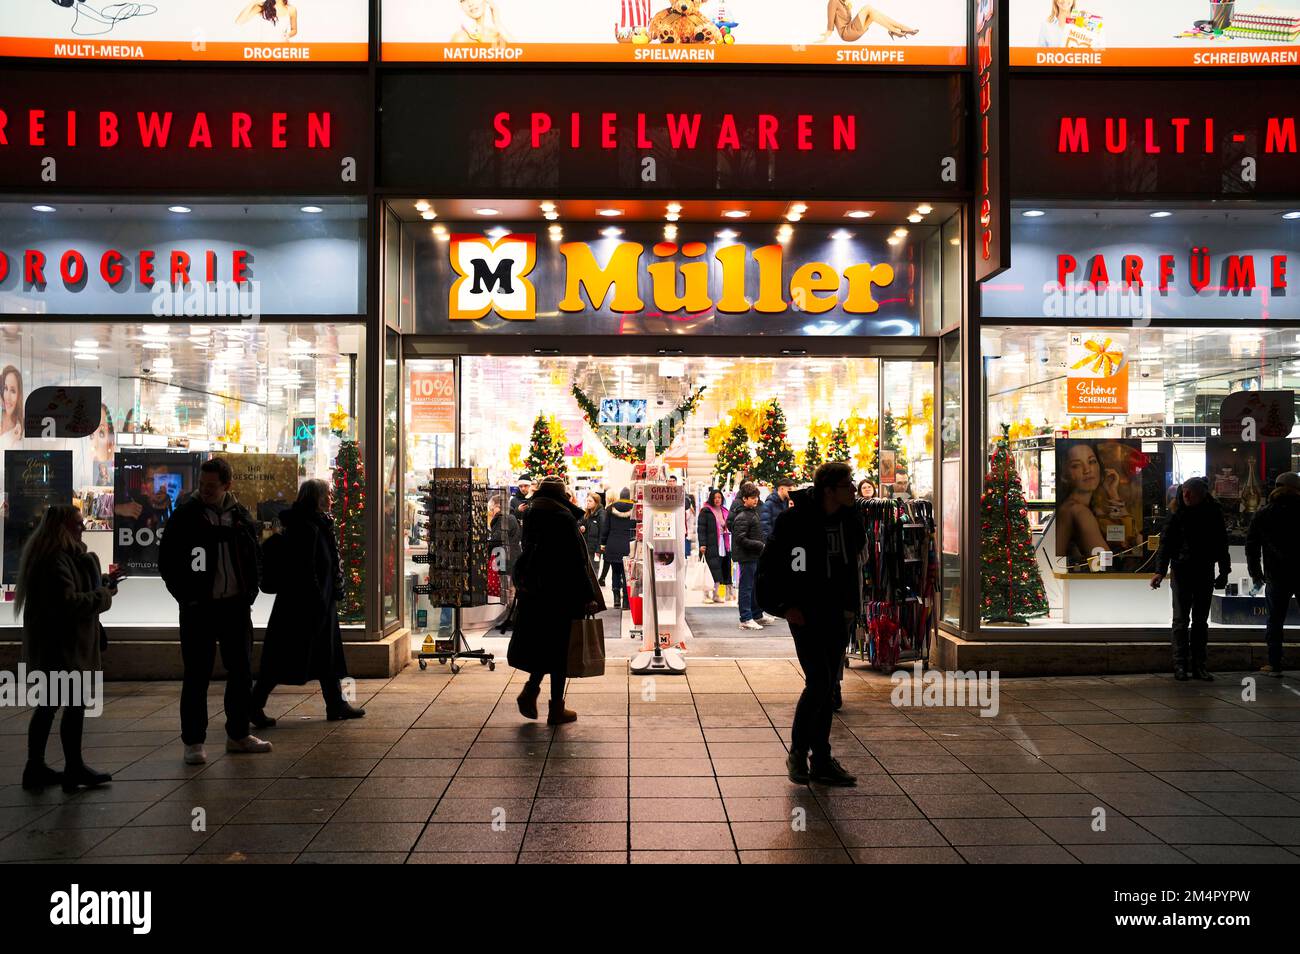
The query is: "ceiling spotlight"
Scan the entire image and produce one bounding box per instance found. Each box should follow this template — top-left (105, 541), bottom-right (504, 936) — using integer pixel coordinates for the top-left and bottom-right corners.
top-left (1282, 211), bottom-right (1300, 220)
top-left (473, 208), bottom-right (500, 216)
top-left (831, 229), bottom-right (853, 241)
top-left (789, 203), bottom-right (808, 215)
top-left (420, 210), bottom-right (436, 221)
top-left (168, 205), bottom-right (192, 214)
top-left (548, 225), bottom-right (563, 241)
top-left (716, 229), bottom-right (739, 241)
top-left (786, 212), bottom-right (803, 222)
top-left (543, 211), bottom-right (559, 221)
top-left (887, 236), bottom-right (902, 247)
top-left (844, 210), bottom-right (874, 219)
top-left (777, 226), bottom-right (793, 244)
top-left (666, 202), bottom-right (682, 214)
top-left (723, 209), bottom-right (750, 219)
top-left (907, 213), bottom-right (923, 223)
top-left (597, 208), bottom-right (624, 217)
top-left (540, 201), bottom-right (556, 213)
top-left (414, 200), bottom-right (431, 213)
top-left (32, 205), bottom-right (56, 213)
top-left (665, 212), bottom-right (680, 222)
top-left (893, 227), bottom-right (908, 238)
top-left (664, 224), bottom-right (678, 240)
top-left (1021, 209), bottom-right (1046, 217)
top-left (1149, 211), bottom-right (1173, 218)
top-left (74, 353), bottom-right (99, 362)
top-left (300, 206), bottom-right (323, 214)
top-left (917, 204), bottom-right (934, 215)
top-left (601, 227), bottom-right (623, 238)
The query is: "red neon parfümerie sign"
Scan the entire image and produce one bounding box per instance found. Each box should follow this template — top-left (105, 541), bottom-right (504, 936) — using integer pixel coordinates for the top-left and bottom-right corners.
top-left (0, 248), bottom-right (252, 287)
top-left (1056, 250), bottom-right (1289, 292)
top-left (0, 110), bottom-right (333, 149)
top-left (491, 112), bottom-right (860, 151)
top-left (1056, 117), bottom-right (1298, 155)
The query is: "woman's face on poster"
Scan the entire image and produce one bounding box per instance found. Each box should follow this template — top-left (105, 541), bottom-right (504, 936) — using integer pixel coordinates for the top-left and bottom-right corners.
top-left (92, 407), bottom-right (115, 456)
top-left (3, 372), bottom-right (19, 417)
top-left (1067, 444), bottom-right (1100, 493)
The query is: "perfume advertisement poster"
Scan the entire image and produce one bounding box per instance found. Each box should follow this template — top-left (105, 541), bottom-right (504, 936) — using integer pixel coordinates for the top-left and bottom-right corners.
top-left (113, 450), bottom-right (201, 576)
top-left (3, 451), bottom-right (73, 585)
top-left (1206, 437), bottom-right (1291, 544)
top-left (1054, 438), bottom-right (1147, 573)
top-left (227, 454), bottom-right (299, 531)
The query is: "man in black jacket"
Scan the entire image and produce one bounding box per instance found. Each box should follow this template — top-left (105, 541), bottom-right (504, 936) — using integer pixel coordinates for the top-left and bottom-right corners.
top-left (509, 475), bottom-right (534, 524)
top-left (757, 462), bottom-right (863, 787)
top-left (1247, 471), bottom-right (1300, 677)
top-left (728, 482), bottom-right (769, 630)
top-left (159, 457), bottom-right (266, 764)
top-left (1151, 477), bottom-right (1230, 682)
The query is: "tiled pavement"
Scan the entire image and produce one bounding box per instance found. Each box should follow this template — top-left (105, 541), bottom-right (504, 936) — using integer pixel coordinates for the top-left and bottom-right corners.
top-left (2, 662), bottom-right (1300, 864)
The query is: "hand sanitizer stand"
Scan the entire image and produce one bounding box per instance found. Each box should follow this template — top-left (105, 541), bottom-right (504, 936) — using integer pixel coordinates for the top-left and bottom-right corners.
top-left (630, 445), bottom-right (686, 675)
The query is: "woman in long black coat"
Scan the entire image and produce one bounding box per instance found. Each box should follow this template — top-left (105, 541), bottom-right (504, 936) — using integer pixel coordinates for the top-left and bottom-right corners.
top-left (509, 478), bottom-right (603, 725)
top-left (600, 487), bottom-right (636, 608)
top-left (578, 495), bottom-right (602, 567)
top-left (252, 479), bottom-right (365, 723)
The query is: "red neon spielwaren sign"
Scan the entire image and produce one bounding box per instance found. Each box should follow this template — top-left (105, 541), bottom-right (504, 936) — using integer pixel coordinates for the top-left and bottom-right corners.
top-left (0, 110), bottom-right (334, 150)
top-left (0, 248), bottom-right (252, 287)
top-left (491, 111), bottom-right (860, 152)
top-left (1056, 116), bottom-right (1298, 155)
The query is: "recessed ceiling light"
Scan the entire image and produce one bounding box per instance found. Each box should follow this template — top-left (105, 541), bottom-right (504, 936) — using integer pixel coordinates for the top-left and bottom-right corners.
top-left (543, 211), bottom-right (559, 221)
top-left (32, 205), bottom-right (56, 213)
top-left (789, 203), bottom-right (808, 215)
top-left (1021, 209), bottom-right (1046, 218)
top-left (665, 212), bottom-right (680, 222)
top-left (887, 236), bottom-right (902, 246)
top-left (300, 206), bottom-right (323, 214)
top-left (723, 209), bottom-right (750, 219)
top-left (1283, 211), bottom-right (1300, 220)
top-left (907, 213), bottom-right (923, 223)
top-left (597, 208), bottom-right (624, 217)
top-left (663, 225), bottom-right (678, 240)
top-left (74, 353), bottom-right (98, 361)
top-left (540, 201), bottom-right (556, 213)
top-left (716, 229), bottom-right (739, 241)
top-left (916, 204), bottom-right (934, 215)
top-left (473, 208), bottom-right (500, 216)
top-left (601, 227), bottom-right (623, 238)
top-left (1149, 211), bottom-right (1173, 218)
top-left (168, 205), bottom-right (192, 214)
top-left (893, 227), bottom-right (908, 238)
top-left (844, 210), bottom-right (874, 219)
top-left (666, 203), bottom-right (682, 214)
top-left (74, 338), bottom-right (98, 349)
top-left (414, 200), bottom-right (431, 213)
top-left (831, 229), bottom-right (853, 241)
top-left (420, 210), bottom-right (436, 221)
top-left (786, 212), bottom-right (803, 222)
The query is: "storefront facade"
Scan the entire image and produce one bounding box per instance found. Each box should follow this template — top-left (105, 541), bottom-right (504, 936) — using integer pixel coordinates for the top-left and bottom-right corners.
top-left (939, 18), bottom-right (1300, 673)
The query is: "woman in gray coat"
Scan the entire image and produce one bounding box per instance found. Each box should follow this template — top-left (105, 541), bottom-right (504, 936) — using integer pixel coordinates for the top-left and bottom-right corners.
top-left (17, 505), bottom-right (116, 792)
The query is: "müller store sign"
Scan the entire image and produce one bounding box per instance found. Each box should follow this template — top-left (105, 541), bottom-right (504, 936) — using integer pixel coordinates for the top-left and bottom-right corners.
top-left (415, 223), bottom-right (925, 337)
top-left (0, 68), bottom-right (368, 192)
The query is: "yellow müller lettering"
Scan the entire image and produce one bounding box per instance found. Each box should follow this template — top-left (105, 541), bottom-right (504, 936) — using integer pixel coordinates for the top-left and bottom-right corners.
top-left (714, 243), bottom-right (750, 313)
top-left (751, 244), bottom-right (788, 314)
top-left (790, 263), bottom-right (840, 314)
top-left (558, 241), bottom-right (644, 313)
top-left (841, 262), bottom-right (895, 314)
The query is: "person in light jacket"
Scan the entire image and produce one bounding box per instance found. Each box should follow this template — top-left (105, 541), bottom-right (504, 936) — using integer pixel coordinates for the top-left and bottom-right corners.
top-left (17, 505), bottom-right (116, 792)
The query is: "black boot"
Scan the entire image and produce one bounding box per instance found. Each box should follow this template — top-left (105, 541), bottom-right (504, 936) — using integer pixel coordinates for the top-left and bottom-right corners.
top-left (832, 685), bottom-right (843, 711)
top-left (61, 764), bottom-right (111, 793)
top-left (786, 750), bottom-right (810, 785)
top-left (1174, 664), bottom-right (1190, 681)
top-left (1193, 665), bottom-right (1215, 682)
top-left (250, 708), bottom-right (277, 730)
top-left (517, 682), bottom-right (541, 720)
top-left (21, 761), bottom-right (63, 791)
top-left (326, 702), bottom-right (366, 721)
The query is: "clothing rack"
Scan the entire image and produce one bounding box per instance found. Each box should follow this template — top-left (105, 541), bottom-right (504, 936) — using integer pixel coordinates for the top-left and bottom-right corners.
top-left (415, 468), bottom-right (495, 674)
top-left (849, 498), bottom-right (939, 672)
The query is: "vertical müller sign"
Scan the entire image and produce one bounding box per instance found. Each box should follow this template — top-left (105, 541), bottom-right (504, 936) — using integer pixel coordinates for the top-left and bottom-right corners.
top-left (974, 0), bottom-right (1009, 280)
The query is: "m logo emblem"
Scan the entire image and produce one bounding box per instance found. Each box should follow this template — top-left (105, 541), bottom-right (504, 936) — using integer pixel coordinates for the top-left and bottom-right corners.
top-left (449, 234), bottom-right (536, 320)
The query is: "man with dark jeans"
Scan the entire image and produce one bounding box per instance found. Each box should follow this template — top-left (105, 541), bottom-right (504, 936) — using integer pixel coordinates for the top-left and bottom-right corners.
top-left (757, 461), bottom-right (864, 787)
top-left (159, 457), bottom-right (266, 764)
top-left (1247, 471), bottom-right (1300, 677)
top-left (728, 483), bottom-right (768, 630)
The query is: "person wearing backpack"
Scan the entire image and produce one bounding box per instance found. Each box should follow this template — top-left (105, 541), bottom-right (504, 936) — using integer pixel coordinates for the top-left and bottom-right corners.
top-left (251, 479), bottom-right (365, 726)
top-left (757, 462), bottom-right (863, 787)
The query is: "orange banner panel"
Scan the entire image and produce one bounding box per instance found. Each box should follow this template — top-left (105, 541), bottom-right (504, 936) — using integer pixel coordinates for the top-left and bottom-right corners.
top-left (382, 42), bottom-right (966, 67)
top-left (0, 38), bottom-right (368, 62)
top-left (1012, 46), bottom-right (1300, 68)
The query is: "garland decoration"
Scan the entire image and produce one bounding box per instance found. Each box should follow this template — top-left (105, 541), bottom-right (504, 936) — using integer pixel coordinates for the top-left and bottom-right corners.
top-left (572, 384), bottom-right (706, 462)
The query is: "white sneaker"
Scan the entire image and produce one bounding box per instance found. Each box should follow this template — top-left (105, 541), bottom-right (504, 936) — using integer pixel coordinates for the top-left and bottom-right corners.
top-left (755, 614), bottom-right (777, 625)
top-left (225, 735), bottom-right (273, 754)
top-left (739, 620), bottom-right (763, 631)
top-left (183, 744), bottom-right (207, 765)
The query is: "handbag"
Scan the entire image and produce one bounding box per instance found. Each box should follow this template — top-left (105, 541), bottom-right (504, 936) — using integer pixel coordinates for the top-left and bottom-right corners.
top-left (567, 615), bottom-right (606, 678)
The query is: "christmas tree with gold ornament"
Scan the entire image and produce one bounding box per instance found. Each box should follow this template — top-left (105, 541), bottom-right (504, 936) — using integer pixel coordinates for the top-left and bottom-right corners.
top-left (980, 426), bottom-right (1048, 624)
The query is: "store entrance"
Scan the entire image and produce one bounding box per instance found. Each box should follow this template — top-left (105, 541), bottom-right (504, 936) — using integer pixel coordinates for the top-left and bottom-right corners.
top-left (402, 350), bottom-right (936, 658)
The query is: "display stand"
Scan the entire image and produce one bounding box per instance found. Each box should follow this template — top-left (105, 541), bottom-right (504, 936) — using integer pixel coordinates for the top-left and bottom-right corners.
top-left (414, 468), bottom-right (496, 673)
top-left (630, 543), bottom-right (686, 675)
top-left (850, 498), bottom-right (938, 672)
top-left (630, 443), bottom-right (686, 675)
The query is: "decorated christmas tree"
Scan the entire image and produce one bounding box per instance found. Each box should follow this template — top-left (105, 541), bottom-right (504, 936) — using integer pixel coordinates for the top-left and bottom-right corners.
top-left (713, 423), bottom-right (752, 487)
top-left (331, 438), bottom-right (367, 623)
top-left (826, 423), bottom-right (851, 463)
top-left (751, 399), bottom-right (797, 484)
top-left (881, 407), bottom-right (909, 480)
top-left (525, 412), bottom-right (567, 479)
top-left (980, 426), bottom-right (1049, 624)
top-left (802, 436), bottom-right (823, 482)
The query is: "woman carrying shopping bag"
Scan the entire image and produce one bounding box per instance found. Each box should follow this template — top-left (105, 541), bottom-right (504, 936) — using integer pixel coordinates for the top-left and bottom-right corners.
top-left (510, 477), bottom-right (604, 725)
top-left (697, 488), bottom-right (733, 602)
